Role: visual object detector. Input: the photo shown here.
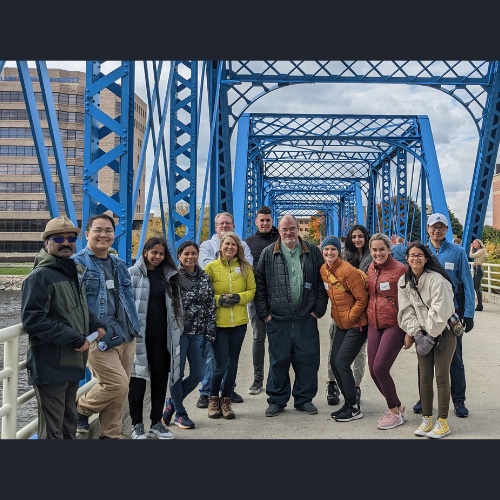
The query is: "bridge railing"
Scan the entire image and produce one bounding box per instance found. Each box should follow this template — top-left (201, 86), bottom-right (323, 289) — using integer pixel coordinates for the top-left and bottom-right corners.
top-left (2, 261), bottom-right (500, 439)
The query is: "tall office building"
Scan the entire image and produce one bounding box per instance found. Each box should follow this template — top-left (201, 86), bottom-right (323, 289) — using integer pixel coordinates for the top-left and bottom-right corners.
top-left (0, 66), bottom-right (147, 261)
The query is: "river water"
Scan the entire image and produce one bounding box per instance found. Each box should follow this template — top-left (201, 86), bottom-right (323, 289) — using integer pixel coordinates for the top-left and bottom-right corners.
top-left (0, 289), bottom-right (38, 430)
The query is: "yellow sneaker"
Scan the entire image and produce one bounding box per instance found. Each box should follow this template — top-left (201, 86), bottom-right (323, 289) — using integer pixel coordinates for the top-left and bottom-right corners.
top-left (414, 416), bottom-right (433, 436)
top-left (426, 418), bottom-right (451, 439)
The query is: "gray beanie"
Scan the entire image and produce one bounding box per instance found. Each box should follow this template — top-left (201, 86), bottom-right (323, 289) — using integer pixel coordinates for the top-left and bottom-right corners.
top-left (321, 236), bottom-right (341, 253)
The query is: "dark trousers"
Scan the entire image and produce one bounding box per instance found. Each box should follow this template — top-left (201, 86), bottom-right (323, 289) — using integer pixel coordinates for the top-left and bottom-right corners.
top-left (248, 301), bottom-right (267, 382)
top-left (266, 315), bottom-right (320, 408)
top-left (210, 324), bottom-right (247, 398)
top-left (128, 333), bottom-right (170, 426)
top-left (473, 266), bottom-right (483, 306)
top-left (34, 381), bottom-right (80, 439)
top-left (331, 325), bottom-right (368, 407)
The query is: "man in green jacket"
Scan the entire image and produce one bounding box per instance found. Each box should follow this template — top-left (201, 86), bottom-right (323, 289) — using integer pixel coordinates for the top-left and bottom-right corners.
top-left (21, 216), bottom-right (105, 439)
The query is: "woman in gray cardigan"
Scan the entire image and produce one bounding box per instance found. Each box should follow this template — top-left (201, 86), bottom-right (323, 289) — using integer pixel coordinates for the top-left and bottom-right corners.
top-left (128, 236), bottom-right (183, 440)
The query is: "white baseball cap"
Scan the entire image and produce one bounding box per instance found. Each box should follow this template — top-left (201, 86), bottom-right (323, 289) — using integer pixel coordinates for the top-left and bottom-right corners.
top-left (427, 213), bottom-right (449, 227)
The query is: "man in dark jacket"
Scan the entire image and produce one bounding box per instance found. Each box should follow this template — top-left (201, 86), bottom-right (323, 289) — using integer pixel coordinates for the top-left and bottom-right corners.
top-left (21, 216), bottom-right (105, 439)
top-left (255, 213), bottom-right (328, 417)
top-left (245, 206), bottom-right (279, 395)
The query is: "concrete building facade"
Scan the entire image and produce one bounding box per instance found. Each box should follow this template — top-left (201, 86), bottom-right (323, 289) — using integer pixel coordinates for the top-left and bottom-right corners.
top-left (0, 66), bottom-right (147, 261)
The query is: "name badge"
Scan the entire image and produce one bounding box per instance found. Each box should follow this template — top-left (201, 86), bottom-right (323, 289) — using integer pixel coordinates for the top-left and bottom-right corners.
top-left (106, 279), bottom-right (114, 290)
top-left (324, 282), bottom-right (329, 290)
top-left (445, 262), bottom-right (455, 270)
top-left (234, 267), bottom-right (241, 274)
top-left (380, 282), bottom-right (390, 291)
top-left (304, 282), bottom-right (312, 289)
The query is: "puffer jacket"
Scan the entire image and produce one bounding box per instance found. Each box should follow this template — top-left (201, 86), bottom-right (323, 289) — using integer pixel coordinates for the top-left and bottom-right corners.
top-left (21, 248), bottom-right (102, 385)
top-left (204, 257), bottom-right (256, 327)
top-left (128, 256), bottom-right (182, 385)
top-left (320, 257), bottom-right (368, 330)
top-left (245, 227), bottom-right (280, 271)
top-left (255, 237), bottom-right (328, 322)
top-left (366, 255), bottom-right (407, 329)
top-left (397, 269), bottom-right (455, 338)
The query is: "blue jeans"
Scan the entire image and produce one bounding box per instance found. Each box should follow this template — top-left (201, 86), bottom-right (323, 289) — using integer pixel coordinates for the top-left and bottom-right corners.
top-left (266, 315), bottom-right (320, 408)
top-left (248, 301), bottom-right (267, 382)
top-left (210, 324), bottom-right (247, 397)
top-left (199, 341), bottom-right (235, 396)
top-left (170, 334), bottom-right (205, 415)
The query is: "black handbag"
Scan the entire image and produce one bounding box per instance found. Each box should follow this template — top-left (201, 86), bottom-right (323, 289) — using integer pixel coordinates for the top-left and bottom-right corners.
top-left (97, 272), bottom-right (125, 351)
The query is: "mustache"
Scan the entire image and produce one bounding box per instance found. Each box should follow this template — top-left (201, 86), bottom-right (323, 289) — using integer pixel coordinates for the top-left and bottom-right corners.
top-left (59, 246), bottom-right (73, 251)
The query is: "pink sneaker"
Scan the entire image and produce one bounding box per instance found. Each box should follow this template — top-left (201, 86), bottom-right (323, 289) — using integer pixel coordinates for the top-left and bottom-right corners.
top-left (377, 411), bottom-right (404, 430)
top-left (377, 410), bottom-right (392, 423)
top-left (399, 406), bottom-right (407, 421)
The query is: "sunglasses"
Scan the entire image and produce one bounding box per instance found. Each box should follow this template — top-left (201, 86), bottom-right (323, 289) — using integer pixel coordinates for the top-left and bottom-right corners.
top-left (50, 236), bottom-right (78, 243)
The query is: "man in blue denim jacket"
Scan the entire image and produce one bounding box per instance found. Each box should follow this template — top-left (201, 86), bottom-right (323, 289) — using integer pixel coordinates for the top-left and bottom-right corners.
top-left (74, 214), bottom-right (140, 439)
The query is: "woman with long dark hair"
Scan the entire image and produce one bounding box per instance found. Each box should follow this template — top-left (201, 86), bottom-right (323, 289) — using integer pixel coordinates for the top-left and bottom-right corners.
top-left (128, 236), bottom-right (183, 439)
top-left (397, 241), bottom-right (456, 439)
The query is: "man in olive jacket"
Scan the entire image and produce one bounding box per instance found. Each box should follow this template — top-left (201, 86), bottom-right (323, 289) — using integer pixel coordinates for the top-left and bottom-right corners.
top-left (255, 214), bottom-right (328, 417)
top-left (21, 216), bottom-right (105, 439)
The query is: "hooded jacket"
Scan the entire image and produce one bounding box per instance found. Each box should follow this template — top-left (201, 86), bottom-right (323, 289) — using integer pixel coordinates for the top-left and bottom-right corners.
top-left (21, 248), bottom-right (101, 385)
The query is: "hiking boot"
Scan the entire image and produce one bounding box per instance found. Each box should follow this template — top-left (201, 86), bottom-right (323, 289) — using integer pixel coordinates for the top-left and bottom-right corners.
top-left (161, 397), bottom-right (175, 426)
top-left (426, 418), bottom-right (451, 439)
top-left (355, 387), bottom-right (361, 406)
top-left (414, 416), bottom-right (433, 436)
top-left (220, 396), bottom-right (236, 419)
top-left (230, 391), bottom-right (244, 403)
top-left (248, 380), bottom-right (263, 395)
top-left (77, 412), bottom-right (90, 434)
top-left (196, 394), bottom-right (210, 409)
top-left (334, 404), bottom-right (363, 422)
top-left (454, 401), bottom-right (469, 417)
top-left (377, 411), bottom-right (404, 430)
top-left (265, 403), bottom-right (284, 417)
top-left (295, 402), bottom-right (318, 415)
top-left (208, 396), bottom-right (221, 419)
top-left (148, 422), bottom-right (175, 439)
top-left (326, 381), bottom-right (340, 405)
top-left (131, 422), bottom-right (147, 439)
top-left (174, 413), bottom-right (195, 429)
top-left (413, 400), bottom-right (422, 414)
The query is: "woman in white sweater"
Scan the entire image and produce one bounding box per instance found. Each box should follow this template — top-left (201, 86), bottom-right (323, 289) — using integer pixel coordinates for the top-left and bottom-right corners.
top-left (397, 241), bottom-right (456, 439)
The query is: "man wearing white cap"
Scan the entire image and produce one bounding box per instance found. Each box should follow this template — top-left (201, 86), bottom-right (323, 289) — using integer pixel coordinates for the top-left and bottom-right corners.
top-left (411, 212), bottom-right (474, 418)
top-left (21, 216), bottom-right (105, 438)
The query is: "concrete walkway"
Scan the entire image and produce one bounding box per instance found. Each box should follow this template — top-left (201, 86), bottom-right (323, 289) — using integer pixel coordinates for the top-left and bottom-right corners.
top-left (87, 296), bottom-right (500, 440)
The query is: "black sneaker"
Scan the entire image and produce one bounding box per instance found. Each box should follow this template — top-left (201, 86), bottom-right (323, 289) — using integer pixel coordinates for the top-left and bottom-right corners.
top-left (230, 391), bottom-right (244, 403)
top-left (248, 380), bottom-right (263, 395)
top-left (331, 403), bottom-right (349, 418)
top-left (355, 387), bottom-right (361, 406)
top-left (265, 403), bottom-right (284, 417)
top-left (295, 402), bottom-right (318, 414)
top-left (326, 381), bottom-right (340, 405)
top-left (77, 412), bottom-right (90, 433)
top-left (334, 404), bottom-right (363, 422)
top-left (454, 401), bottom-right (469, 418)
top-left (196, 394), bottom-right (210, 409)
top-left (413, 400), bottom-right (422, 414)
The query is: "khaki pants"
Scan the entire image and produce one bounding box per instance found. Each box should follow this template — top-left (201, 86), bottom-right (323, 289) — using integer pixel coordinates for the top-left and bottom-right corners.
top-left (77, 339), bottom-right (136, 439)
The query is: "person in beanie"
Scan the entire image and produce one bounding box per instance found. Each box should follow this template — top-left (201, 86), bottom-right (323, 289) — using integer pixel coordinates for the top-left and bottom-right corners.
top-left (320, 235), bottom-right (369, 422)
top-left (21, 216), bottom-right (105, 439)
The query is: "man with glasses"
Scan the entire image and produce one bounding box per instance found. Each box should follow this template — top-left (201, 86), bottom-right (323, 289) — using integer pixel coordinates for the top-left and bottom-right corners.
top-left (196, 212), bottom-right (253, 408)
top-left (411, 212), bottom-right (474, 418)
top-left (74, 214), bottom-right (140, 438)
top-left (21, 216), bottom-right (105, 438)
top-left (255, 214), bottom-right (328, 417)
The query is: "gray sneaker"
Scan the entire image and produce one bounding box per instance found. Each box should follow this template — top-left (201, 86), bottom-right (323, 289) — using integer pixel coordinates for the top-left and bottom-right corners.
top-left (248, 380), bottom-right (263, 395)
top-left (131, 422), bottom-right (147, 440)
top-left (148, 422), bottom-right (175, 440)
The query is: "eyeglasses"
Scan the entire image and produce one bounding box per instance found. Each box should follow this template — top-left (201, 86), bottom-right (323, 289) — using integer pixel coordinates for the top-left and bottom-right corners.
top-left (408, 254), bottom-right (425, 259)
top-left (429, 226), bottom-right (447, 231)
top-left (50, 236), bottom-right (78, 243)
top-left (216, 222), bottom-right (233, 227)
top-left (91, 228), bottom-right (114, 234)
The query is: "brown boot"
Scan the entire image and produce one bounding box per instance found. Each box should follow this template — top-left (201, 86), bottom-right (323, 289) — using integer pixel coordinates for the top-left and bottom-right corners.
top-left (208, 396), bottom-right (221, 419)
top-left (220, 396), bottom-right (235, 419)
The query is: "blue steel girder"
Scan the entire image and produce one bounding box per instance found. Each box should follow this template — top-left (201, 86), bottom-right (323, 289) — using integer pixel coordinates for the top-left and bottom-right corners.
top-left (82, 61), bottom-right (135, 266)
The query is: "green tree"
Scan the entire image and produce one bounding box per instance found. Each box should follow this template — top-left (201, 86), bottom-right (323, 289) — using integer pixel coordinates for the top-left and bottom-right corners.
top-left (482, 225), bottom-right (500, 244)
top-left (447, 206), bottom-right (463, 239)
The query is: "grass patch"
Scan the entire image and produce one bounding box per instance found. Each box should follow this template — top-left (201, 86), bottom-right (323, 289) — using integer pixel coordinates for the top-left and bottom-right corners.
top-left (0, 267), bottom-right (31, 276)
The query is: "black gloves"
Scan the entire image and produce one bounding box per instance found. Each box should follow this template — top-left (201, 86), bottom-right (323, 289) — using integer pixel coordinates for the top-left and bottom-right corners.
top-left (462, 317), bottom-right (474, 333)
top-left (413, 330), bottom-right (435, 356)
top-left (219, 293), bottom-right (241, 307)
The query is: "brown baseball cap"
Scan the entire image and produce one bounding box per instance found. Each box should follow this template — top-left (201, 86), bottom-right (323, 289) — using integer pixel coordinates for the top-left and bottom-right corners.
top-left (41, 216), bottom-right (81, 240)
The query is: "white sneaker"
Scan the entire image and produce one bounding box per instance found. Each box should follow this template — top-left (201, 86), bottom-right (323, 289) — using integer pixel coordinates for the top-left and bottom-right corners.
top-left (131, 422), bottom-right (147, 440)
top-left (148, 422), bottom-right (175, 439)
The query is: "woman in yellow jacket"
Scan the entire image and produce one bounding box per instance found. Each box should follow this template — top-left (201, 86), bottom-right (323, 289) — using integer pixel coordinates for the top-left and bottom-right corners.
top-left (204, 231), bottom-right (256, 419)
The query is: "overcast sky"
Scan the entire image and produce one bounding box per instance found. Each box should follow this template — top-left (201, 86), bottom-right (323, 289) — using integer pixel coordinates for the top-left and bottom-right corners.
top-left (11, 60), bottom-right (496, 227)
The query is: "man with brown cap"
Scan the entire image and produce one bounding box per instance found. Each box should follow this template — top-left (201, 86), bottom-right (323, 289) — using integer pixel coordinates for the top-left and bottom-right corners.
top-left (21, 216), bottom-right (105, 439)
